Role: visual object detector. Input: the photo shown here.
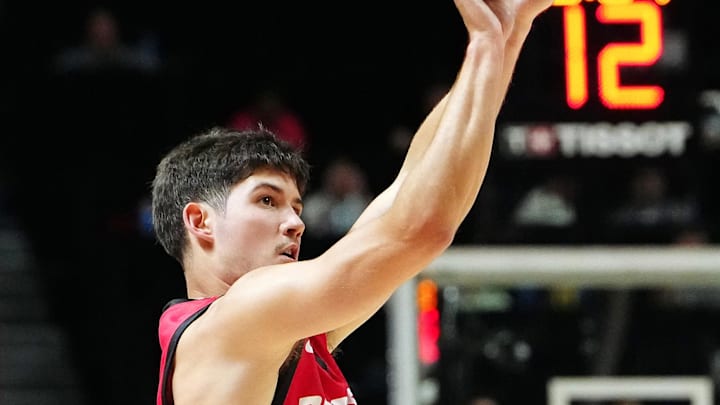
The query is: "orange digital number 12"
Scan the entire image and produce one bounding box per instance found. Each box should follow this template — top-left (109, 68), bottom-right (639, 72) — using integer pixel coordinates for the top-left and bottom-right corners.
top-left (556, 0), bottom-right (665, 110)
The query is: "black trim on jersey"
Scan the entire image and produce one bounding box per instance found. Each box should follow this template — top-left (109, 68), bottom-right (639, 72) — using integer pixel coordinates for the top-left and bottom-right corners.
top-left (270, 351), bottom-right (301, 405)
top-left (163, 298), bottom-right (190, 312)
top-left (314, 352), bottom-right (328, 371)
top-left (159, 299), bottom-right (213, 405)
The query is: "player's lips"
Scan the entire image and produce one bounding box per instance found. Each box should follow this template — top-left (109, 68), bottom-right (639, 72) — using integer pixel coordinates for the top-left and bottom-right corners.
top-left (279, 243), bottom-right (299, 261)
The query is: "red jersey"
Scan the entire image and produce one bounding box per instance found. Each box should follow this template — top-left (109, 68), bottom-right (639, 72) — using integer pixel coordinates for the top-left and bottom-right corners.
top-left (156, 297), bottom-right (356, 405)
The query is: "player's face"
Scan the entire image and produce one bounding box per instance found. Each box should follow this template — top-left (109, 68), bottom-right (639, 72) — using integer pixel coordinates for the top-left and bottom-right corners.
top-left (214, 168), bottom-right (304, 279)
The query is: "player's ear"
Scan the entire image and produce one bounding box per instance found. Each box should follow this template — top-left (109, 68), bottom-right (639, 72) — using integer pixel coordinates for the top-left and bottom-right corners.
top-left (183, 202), bottom-right (214, 243)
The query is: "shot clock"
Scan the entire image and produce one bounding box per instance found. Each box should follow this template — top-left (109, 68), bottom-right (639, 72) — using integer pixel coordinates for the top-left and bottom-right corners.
top-left (499, 0), bottom-right (696, 159)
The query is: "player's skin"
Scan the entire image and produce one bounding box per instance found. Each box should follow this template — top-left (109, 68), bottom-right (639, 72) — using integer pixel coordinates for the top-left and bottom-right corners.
top-left (168, 0), bottom-right (554, 404)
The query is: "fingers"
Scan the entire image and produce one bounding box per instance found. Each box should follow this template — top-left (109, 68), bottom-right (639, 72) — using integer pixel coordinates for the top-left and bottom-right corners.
top-left (453, 0), bottom-right (505, 39)
top-left (454, 0), bottom-right (552, 41)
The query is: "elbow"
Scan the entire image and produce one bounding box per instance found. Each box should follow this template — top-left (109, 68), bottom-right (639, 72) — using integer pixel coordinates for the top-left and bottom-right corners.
top-left (427, 220), bottom-right (457, 252)
top-left (384, 191), bottom-right (462, 254)
top-left (403, 214), bottom-right (457, 255)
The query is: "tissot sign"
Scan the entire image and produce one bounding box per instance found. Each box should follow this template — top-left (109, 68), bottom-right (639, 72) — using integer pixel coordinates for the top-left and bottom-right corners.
top-left (500, 121), bottom-right (692, 158)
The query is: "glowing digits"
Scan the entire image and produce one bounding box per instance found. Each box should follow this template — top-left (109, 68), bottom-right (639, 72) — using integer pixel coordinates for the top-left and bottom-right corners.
top-left (556, 0), bottom-right (665, 110)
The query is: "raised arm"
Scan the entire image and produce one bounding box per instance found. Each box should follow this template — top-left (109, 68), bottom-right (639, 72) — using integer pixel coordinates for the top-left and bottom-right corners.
top-left (317, 0), bottom-right (555, 346)
top-left (296, 0), bottom-right (553, 344)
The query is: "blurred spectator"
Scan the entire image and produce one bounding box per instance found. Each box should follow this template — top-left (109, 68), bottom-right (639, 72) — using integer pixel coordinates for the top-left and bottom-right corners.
top-left (54, 7), bottom-right (161, 75)
top-left (502, 173), bottom-right (580, 244)
top-left (511, 174), bottom-right (578, 228)
top-left (605, 166), bottom-right (701, 243)
top-left (301, 156), bottom-right (372, 256)
top-left (610, 166), bottom-right (698, 227)
top-left (227, 89), bottom-right (309, 152)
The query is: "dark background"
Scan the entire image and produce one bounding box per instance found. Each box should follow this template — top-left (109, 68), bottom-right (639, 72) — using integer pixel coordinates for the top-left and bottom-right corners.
top-left (1, 1), bottom-right (719, 404)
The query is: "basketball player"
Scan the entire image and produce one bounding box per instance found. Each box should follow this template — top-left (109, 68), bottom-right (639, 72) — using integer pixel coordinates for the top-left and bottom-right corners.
top-left (151, 0), bottom-right (554, 403)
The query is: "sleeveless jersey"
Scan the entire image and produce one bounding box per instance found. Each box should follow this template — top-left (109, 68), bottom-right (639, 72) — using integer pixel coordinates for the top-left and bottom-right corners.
top-left (156, 297), bottom-right (356, 405)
